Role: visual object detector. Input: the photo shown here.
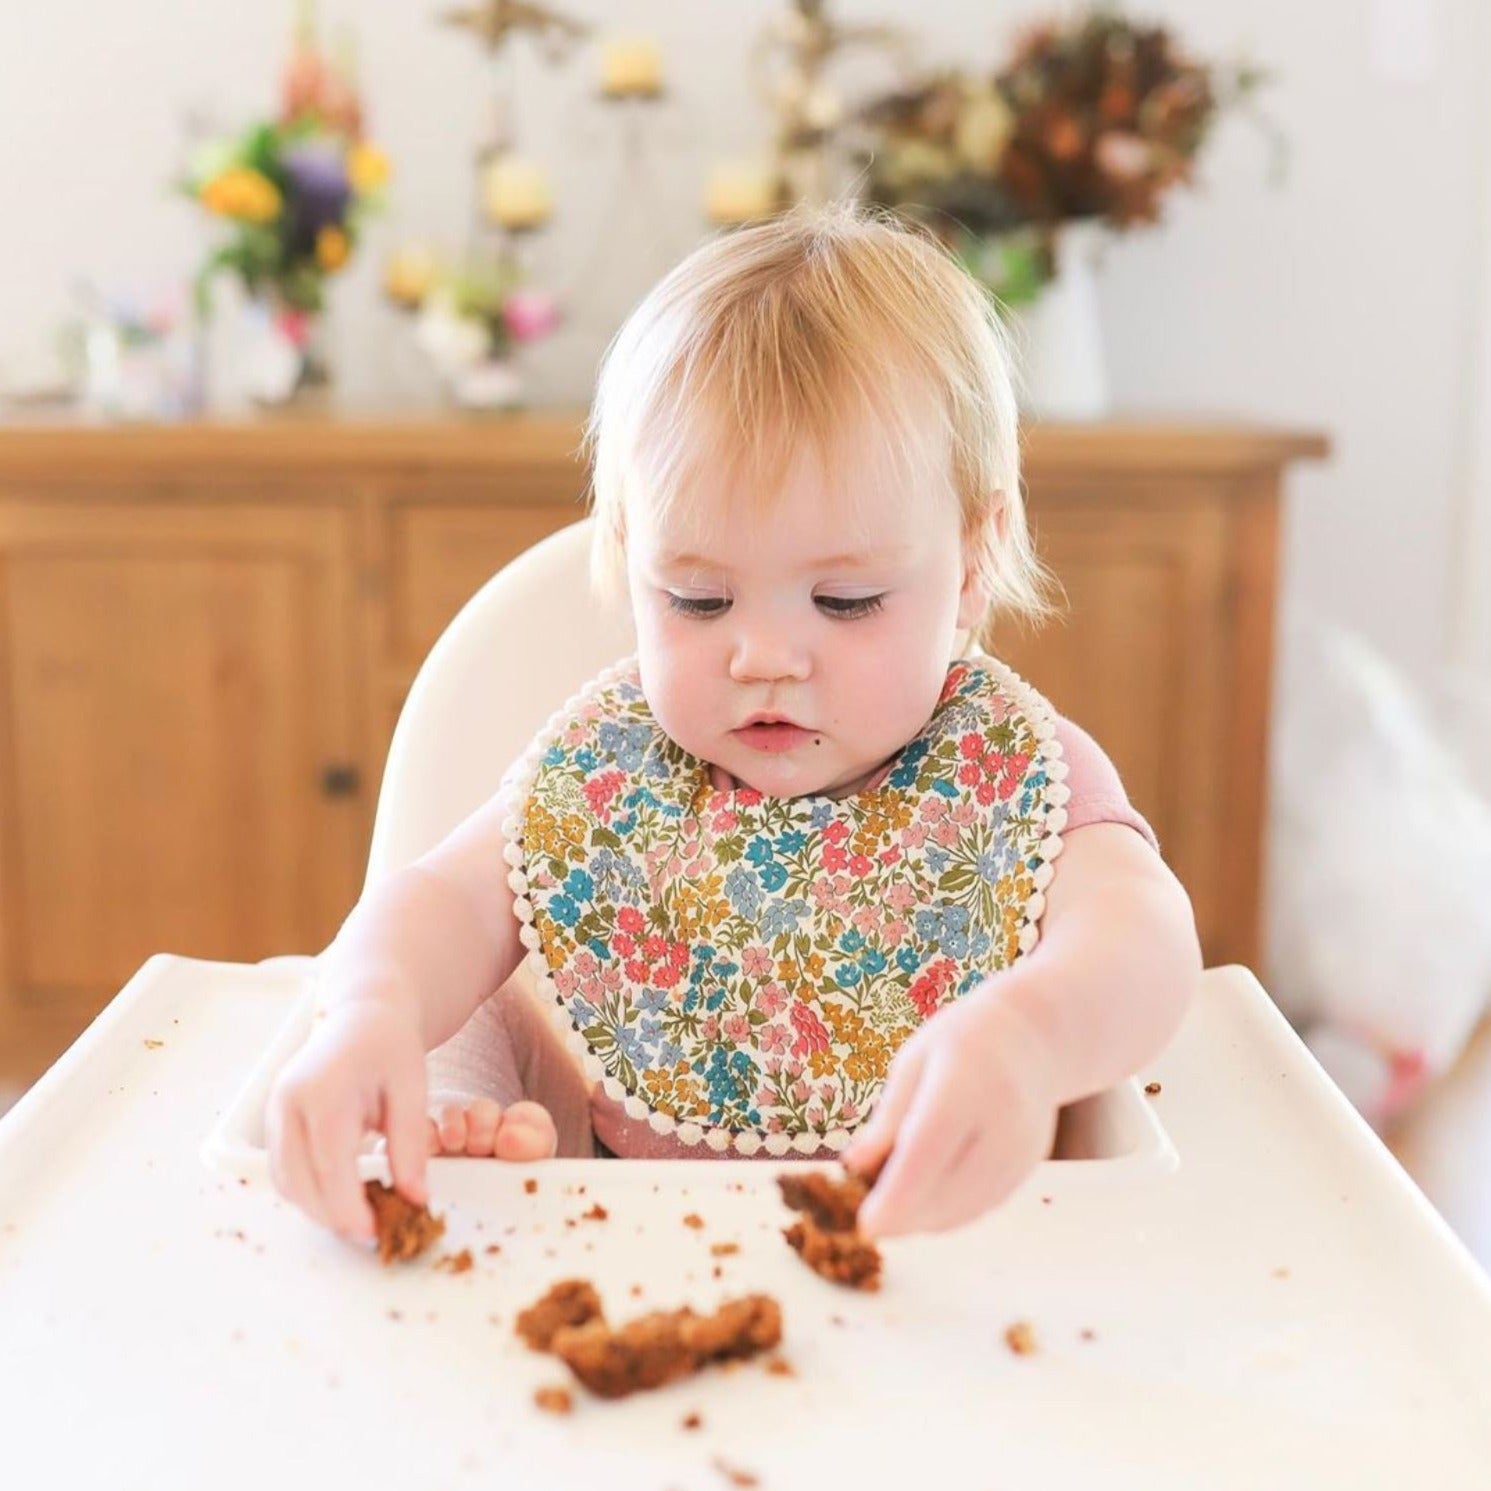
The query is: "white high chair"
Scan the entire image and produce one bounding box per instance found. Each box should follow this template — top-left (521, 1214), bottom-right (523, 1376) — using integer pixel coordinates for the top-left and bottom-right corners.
top-left (365, 515), bottom-right (632, 885)
top-left (4, 515), bottom-right (1491, 1491)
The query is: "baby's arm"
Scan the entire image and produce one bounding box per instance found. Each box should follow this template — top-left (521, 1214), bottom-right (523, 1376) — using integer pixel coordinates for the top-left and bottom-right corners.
top-left (266, 785), bottom-right (527, 1241)
top-left (847, 823), bottom-right (1201, 1236)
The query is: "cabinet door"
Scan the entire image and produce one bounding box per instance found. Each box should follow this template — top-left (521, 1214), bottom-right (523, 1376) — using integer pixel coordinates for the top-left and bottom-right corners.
top-left (996, 481), bottom-right (1232, 959)
top-left (0, 499), bottom-right (364, 998)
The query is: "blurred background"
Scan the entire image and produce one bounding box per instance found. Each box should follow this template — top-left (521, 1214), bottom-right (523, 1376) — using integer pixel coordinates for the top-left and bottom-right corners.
top-left (1, 1), bottom-right (1489, 1267)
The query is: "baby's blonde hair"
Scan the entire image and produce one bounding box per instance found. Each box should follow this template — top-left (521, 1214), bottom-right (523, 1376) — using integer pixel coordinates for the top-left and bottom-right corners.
top-left (583, 201), bottom-right (1055, 637)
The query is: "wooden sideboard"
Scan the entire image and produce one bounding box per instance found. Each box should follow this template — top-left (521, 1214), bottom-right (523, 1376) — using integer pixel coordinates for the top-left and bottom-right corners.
top-left (0, 414), bottom-right (1326, 1085)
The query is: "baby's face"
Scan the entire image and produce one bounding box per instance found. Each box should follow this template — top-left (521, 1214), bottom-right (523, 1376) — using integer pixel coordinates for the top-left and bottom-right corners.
top-left (624, 437), bottom-right (986, 799)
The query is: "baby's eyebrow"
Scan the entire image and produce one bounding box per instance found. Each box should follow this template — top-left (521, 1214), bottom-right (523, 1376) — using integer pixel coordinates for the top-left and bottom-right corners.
top-left (657, 547), bottom-right (910, 573)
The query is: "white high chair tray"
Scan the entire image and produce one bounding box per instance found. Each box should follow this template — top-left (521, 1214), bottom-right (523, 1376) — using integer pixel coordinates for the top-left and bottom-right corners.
top-left (1, 956), bottom-right (1488, 1490)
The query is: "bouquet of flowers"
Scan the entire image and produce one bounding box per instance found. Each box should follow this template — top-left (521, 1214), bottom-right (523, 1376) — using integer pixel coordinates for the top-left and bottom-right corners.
top-left (384, 247), bottom-right (561, 409)
top-left (860, 9), bottom-right (1272, 302)
top-left (179, 3), bottom-right (390, 328)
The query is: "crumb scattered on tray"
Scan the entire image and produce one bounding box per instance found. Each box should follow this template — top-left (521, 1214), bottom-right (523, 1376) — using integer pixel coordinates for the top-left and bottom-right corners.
top-left (549, 1294), bottom-right (782, 1400)
top-left (534, 1386), bottom-right (573, 1415)
top-left (1005, 1321), bottom-right (1037, 1356)
top-left (764, 1355), bottom-right (794, 1377)
top-left (712, 1457), bottom-right (760, 1487)
top-left (365, 1181), bottom-right (445, 1265)
top-left (582, 1203), bottom-right (609, 1222)
top-left (682, 1412), bottom-right (703, 1431)
top-left (683, 1213), bottom-right (705, 1230)
top-left (484, 1244), bottom-right (502, 1256)
top-left (435, 1248), bottom-right (474, 1274)
top-left (1079, 1328), bottom-right (1097, 1342)
top-left (777, 1171), bottom-right (867, 1232)
top-left (1273, 1266), bottom-right (1291, 1280)
top-left (524, 1178), bottom-right (539, 1194)
top-left (516, 1280), bottom-right (606, 1353)
top-left (143, 1039), bottom-right (164, 1050)
top-left (710, 1242), bottom-right (740, 1257)
top-left (1144, 1082), bottom-right (1162, 1096)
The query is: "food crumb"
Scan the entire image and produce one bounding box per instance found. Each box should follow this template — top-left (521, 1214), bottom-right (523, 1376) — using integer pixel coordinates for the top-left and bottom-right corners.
top-left (712, 1266), bottom-right (723, 1279)
top-left (582, 1203), bottom-right (609, 1222)
top-left (765, 1355), bottom-right (795, 1377)
top-left (713, 1458), bottom-right (760, 1487)
top-left (435, 1248), bottom-right (474, 1274)
top-left (534, 1386), bottom-right (573, 1415)
top-left (682, 1412), bottom-right (703, 1431)
top-left (524, 1179), bottom-right (539, 1195)
top-left (1040, 1196), bottom-right (1053, 1206)
top-left (1144, 1081), bottom-right (1162, 1096)
top-left (1273, 1267), bottom-right (1291, 1280)
top-left (1080, 1328), bottom-right (1097, 1342)
top-left (484, 1244), bottom-right (502, 1256)
top-left (710, 1242), bottom-right (740, 1257)
top-left (1005, 1321), bottom-right (1037, 1356)
top-left (143, 1039), bottom-right (164, 1050)
top-left (683, 1213), bottom-right (705, 1229)
top-left (386, 1309), bottom-right (403, 1322)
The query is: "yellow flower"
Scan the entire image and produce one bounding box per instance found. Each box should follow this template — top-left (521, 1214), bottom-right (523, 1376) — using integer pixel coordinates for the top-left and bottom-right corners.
top-left (200, 167), bottom-right (281, 224)
top-left (348, 142), bottom-right (392, 195)
top-left (316, 226), bottom-right (350, 272)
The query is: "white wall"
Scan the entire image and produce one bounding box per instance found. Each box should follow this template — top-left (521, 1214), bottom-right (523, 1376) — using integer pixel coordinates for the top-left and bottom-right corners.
top-left (2, 0), bottom-right (1487, 688)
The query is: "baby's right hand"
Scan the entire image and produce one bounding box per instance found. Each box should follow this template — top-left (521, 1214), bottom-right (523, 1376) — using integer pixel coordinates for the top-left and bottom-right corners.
top-left (427, 1099), bottom-right (558, 1161)
top-left (266, 999), bottom-right (429, 1245)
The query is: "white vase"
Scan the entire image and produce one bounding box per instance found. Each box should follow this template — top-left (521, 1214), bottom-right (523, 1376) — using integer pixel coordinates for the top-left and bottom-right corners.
top-left (1014, 221), bottom-right (1110, 421)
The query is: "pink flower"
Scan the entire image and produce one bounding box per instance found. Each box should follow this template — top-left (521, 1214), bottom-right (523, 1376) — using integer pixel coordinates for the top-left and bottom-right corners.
top-left (617, 906), bottom-right (645, 935)
top-left (759, 1022), bottom-right (790, 1054)
top-left (553, 968), bottom-right (577, 998)
top-left (502, 288), bottom-right (561, 344)
top-left (921, 799), bottom-right (948, 823)
top-left (756, 983), bottom-right (788, 1018)
top-left (849, 853), bottom-right (873, 878)
top-left (879, 846), bottom-right (902, 867)
top-left (742, 945), bottom-right (773, 979)
top-left (712, 810), bottom-right (739, 834)
top-left (613, 932), bottom-right (636, 958)
top-left (724, 1014), bottom-right (751, 1043)
top-left (701, 1016), bottom-right (719, 1042)
top-left (791, 1079), bottom-right (811, 1104)
top-left (806, 1107), bottom-right (824, 1128)
top-left (950, 802), bottom-right (976, 826)
top-left (886, 883), bottom-right (916, 911)
top-left (756, 1085), bottom-right (777, 1107)
top-left (901, 823), bottom-right (928, 850)
top-left (883, 917), bottom-right (909, 946)
top-left (960, 732), bottom-right (986, 759)
top-left (851, 906), bottom-right (880, 937)
top-left (840, 1101), bottom-right (859, 1123)
top-left (934, 821), bottom-right (960, 848)
top-left (822, 820), bottom-right (851, 846)
top-left (573, 950), bottom-right (599, 978)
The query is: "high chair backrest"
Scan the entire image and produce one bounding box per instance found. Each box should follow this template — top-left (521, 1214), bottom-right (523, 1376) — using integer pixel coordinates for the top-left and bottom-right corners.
top-left (363, 517), bottom-right (635, 891)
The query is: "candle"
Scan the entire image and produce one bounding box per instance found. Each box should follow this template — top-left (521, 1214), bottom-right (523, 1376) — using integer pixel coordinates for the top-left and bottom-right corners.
top-left (600, 37), bottom-right (663, 99)
top-left (483, 155), bottom-right (552, 231)
top-left (704, 162), bottom-right (782, 226)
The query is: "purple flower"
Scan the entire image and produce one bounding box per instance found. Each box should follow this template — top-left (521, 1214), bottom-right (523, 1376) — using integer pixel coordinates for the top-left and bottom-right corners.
top-left (282, 143), bottom-right (351, 255)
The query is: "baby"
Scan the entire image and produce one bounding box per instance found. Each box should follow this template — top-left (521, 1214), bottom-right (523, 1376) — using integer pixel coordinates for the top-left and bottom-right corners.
top-left (267, 204), bottom-right (1201, 1245)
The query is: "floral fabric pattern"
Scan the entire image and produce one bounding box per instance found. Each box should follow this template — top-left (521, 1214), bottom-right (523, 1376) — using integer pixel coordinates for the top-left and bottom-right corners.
top-left (513, 656), bottom-right (1064, 1149)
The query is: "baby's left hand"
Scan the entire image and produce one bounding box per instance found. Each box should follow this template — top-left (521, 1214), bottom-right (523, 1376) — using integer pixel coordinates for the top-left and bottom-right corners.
top-left (842, 990), bottom-right (1060, 1239)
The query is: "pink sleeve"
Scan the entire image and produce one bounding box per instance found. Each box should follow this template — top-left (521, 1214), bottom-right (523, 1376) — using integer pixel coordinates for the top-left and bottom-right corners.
top-left (1052, 715), bottom-right (1159, 853)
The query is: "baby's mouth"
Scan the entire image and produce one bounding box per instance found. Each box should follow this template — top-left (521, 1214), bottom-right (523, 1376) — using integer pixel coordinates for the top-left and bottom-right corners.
top-left (732, 720), bottom-right (817, 754)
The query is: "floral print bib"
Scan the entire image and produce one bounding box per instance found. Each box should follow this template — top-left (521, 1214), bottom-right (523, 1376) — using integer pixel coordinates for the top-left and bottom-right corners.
top-left (503, 654), bottom-right (1069, 1156)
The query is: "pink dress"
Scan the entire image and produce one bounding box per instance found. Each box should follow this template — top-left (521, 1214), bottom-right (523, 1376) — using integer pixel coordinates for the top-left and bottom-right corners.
top-left (426, 709), bottom-right (1157, 1160)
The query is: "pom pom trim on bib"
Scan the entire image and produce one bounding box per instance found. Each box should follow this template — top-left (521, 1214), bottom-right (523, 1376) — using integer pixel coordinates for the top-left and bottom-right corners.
top-left (502, 652), bottom-right (1069, 1156)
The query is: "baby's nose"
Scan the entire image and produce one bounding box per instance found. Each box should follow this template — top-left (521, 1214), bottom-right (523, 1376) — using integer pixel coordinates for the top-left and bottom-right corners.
top-left (728, 623), bottom-right (811, 684)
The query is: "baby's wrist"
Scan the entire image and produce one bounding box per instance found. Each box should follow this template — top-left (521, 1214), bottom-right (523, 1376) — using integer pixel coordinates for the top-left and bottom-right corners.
top-left (968, 976), bottom-right (1067, 1109)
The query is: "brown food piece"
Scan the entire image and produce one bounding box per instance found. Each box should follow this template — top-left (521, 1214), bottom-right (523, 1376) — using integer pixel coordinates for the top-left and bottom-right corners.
top-left (777, 1171), bottom-right (868, 1233)
top-left (524, 1178), bottom-right (539, 1194)
top-left (709, 1242), bottom-right (740, 1257)
top-left (365, 1181), bottom-right (445, 1264)
top-left (764, 1354), bottom-right (795, 1377)
top-left (783, 1217), bottom-right (882, 1291)
top-left (682, 1412), bottom-right (703, 1431)
top-left (582, 1203), bottom-right (609, 1221)
top-left (682, 1213), bottom-right (705, 1229)
top-left (1144, 1081), bottom-right (1162, 1096)
top-left (713, 1459), bottom-right (760, 1488)
top-left (534, 1386), bottom-right (573, 1415)
top-left (777, 1169), bottom-right (882, 1290)
top-left (1005, 1321), bottom-right (1037, 1356)
top-left (516, 1280), bottom-right (606, 1352)
top-left (435, 1248), bottom-right (474, 1274)
top-left (550, 1294), bottom-right (782, 1400)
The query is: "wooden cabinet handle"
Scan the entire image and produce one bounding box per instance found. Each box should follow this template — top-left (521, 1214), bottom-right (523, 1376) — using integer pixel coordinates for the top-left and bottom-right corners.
top-left (319, 763), bottom-right (361, 798)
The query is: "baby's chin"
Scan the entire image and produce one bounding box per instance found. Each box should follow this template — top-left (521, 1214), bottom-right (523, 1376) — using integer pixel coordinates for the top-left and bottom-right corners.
top-left (718, 748), bottom-right (878, 801)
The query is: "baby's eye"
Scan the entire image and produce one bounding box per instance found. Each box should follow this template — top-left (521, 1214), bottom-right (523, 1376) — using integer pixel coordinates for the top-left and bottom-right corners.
top-left (666, 593), bottom-right (730, 618)
top-left (816, 593), bottom-right (886, 619)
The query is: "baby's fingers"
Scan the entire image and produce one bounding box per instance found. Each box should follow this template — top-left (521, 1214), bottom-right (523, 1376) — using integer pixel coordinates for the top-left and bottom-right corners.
top-left (305, 1102), bottom-right (376, 1242)
top-left (435, 1103), bottom-right (470, 1154)
top-left (857, 1061), bottom-right (970, 1239)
